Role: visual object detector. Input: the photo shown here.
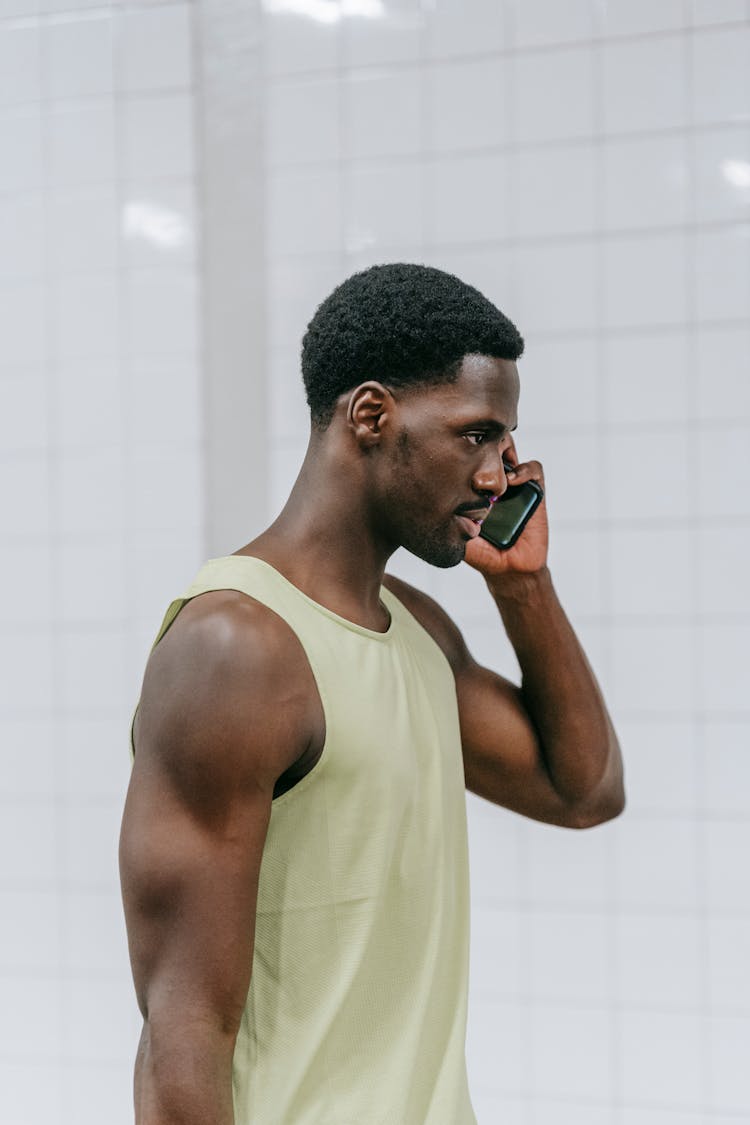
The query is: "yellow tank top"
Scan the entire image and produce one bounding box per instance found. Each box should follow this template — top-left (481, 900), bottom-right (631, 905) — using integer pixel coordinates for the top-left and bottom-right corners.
top-left (131, 555), bottom-right (477, 1125)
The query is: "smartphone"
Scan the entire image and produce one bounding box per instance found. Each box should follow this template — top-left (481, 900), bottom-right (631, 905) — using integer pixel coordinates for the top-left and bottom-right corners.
top-left (478, 464), bottom-right (543, 550)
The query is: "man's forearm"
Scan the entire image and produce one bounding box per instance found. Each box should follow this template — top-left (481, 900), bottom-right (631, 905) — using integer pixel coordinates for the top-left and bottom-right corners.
top-left (135, 1019), bottom-right (236, 1125)
top-left (486, 566), bottom-right (624, 814)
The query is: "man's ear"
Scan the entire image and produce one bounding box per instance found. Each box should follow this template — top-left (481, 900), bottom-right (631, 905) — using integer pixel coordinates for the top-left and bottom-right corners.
top-left (346, 382), bottom-right (394, 448)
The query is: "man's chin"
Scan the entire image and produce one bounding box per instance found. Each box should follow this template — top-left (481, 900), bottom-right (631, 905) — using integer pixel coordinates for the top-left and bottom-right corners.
top-left (404, 533), bottom-right (466, 569)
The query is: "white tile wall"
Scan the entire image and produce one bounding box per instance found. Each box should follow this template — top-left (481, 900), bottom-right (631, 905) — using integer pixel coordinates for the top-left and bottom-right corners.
top-left (0, 1), bottom-right (203, 1120)
top-left (601, 35), bottom-right (689, 134)
top-left (4, 0), bottom-right (749, 1121)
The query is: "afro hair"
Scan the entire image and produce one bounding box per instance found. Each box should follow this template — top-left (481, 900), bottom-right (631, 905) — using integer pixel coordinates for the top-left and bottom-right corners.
top-left (301, 262), bottom-right (524, 428)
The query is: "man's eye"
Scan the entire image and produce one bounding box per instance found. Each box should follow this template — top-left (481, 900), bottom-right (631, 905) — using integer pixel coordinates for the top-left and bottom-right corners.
top-left (465, 432), bottom-right (486, 445)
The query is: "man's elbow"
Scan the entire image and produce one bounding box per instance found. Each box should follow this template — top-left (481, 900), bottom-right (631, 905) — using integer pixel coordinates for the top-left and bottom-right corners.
top-left (566, 783), bottom-right (626, 830)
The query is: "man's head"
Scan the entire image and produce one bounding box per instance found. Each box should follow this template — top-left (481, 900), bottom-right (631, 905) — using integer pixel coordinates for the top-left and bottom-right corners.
top-left (300, 263), bottom-right (525, 568)
top-left (301, 262), bottom-right (524, 429)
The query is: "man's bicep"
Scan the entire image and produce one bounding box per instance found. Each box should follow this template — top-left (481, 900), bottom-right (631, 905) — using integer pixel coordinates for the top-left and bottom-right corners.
top-left (453, 659), bottom-right (577, 825)
top-left (120, 601), bottom-right (312, 1034)
top-left (383, 572), bottom-right (575, 825)
top-left (119, 755), bottom-right (273, 1033)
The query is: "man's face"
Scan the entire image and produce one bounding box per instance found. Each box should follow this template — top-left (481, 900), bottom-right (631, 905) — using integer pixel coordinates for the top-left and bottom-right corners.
top-left (376, 354), bottom-right (520, 567)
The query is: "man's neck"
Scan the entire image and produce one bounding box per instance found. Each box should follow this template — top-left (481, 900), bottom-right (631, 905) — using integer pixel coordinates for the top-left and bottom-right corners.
top-left (234, 443), bottom-right (394, 630)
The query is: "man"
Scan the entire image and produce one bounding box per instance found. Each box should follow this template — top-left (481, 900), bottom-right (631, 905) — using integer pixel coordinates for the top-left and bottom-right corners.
top-left (119, 263), bottom-right (624, 1124)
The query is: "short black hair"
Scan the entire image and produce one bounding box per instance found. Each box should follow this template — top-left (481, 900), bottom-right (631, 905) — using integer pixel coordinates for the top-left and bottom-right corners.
top-left (301, 262), bottom-right (524, 429)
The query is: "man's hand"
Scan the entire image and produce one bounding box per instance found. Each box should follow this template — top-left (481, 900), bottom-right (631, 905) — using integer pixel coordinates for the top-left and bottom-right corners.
top-left (464, 440), bottom-right (549, 576)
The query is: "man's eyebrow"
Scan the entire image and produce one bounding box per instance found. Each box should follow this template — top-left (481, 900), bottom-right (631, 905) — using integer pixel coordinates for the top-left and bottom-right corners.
top-left (462, 419), bottom-right (518, 433)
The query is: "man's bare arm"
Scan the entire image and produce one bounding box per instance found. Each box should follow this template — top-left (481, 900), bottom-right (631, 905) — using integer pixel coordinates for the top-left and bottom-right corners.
top-left (383, 571), bottom-right (623, 830)
top-left (119, 593), bottom-right (316, 1124)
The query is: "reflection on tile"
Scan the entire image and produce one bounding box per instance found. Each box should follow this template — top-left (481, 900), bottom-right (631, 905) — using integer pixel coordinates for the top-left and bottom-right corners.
top-left (263, 5), bottom-right (340, 75)
top-left (694, 126), bottom-right (750, 222)
top-left (121, 191), bottom-right (195, 266)
top-left (344, 0), bottom-right (422, 65)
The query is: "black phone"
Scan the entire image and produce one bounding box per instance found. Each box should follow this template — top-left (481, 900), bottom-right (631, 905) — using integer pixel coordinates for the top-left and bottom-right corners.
top-left (478, 464), bottom-right (543, 550)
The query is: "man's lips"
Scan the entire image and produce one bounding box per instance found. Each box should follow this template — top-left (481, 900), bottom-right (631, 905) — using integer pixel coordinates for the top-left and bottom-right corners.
top-left (455, 513), bottom-right (487, 539)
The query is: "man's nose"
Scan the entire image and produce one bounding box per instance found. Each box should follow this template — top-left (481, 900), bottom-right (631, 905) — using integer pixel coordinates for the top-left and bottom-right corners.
top-left (473, 452), bottom-right (509, 500)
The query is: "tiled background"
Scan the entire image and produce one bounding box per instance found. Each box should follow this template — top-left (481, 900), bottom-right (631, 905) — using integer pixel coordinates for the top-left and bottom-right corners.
top-left (1, 0), bottom-right (749, 1122)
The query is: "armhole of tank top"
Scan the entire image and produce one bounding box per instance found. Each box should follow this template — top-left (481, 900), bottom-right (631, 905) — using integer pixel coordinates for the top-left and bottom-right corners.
top-left (267, 625), bottom-right (332, 808)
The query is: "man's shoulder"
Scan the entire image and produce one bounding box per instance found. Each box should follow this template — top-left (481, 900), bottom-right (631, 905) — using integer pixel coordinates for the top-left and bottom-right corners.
top-left (150, 587), bottom-right (307, 677)
top-left (135, 587), bottom-right (318, 782)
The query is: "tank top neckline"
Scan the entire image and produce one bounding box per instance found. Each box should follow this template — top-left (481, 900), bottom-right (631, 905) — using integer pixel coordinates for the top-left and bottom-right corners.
top-left (204, 554), bottom-right (396, 642)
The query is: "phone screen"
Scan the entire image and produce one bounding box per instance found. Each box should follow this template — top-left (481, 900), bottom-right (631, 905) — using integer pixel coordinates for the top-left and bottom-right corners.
top-left (478, 478), bottom-right (543, 550)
